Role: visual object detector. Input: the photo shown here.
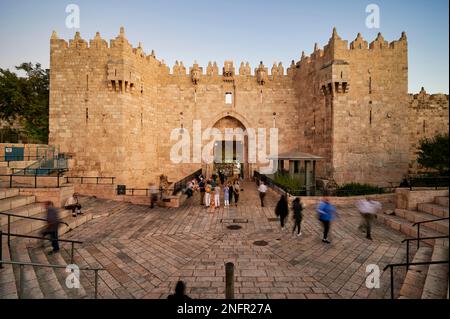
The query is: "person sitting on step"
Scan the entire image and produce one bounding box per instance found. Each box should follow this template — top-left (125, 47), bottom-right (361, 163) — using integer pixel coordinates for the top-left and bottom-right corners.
top-left (64, 193), bottom-right (82, 217)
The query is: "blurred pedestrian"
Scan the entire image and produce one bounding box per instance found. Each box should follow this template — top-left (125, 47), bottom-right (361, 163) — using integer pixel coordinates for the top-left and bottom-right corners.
top-left (214, 184), bottom-right (221, 208)
top-left (275, 194), bottom-right (289, 231)
top-left (233, 180), bottom-right (241, 207)
top-left (40, 201), bottom-right (60, 255)
top-left (258, 181), bottom-right (268, 207)
top-left (224, 184), bottom-right (230, 207)
top-left (149, 183), bottom-right (159, 208)
top-left (292, 197), bottom-right (304, 236)
top-left (356, 198), bottom-right (382, 240)
top-left (316, 196), bottom-right (337, 243)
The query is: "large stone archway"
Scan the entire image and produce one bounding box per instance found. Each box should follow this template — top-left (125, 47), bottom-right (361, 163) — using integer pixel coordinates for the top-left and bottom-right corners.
top-left (206, 115), bottom-right (250, 179)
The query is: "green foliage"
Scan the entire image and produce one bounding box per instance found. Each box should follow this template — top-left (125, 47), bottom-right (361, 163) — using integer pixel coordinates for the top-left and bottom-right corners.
top-left (335, 183), bottom-right (384, 197)
top-left (273, 172), bottom-right (304, 195)
top-left (0, 63), bottom-right (49, 143)
top-left (417, 133), bottom-right (449, 175)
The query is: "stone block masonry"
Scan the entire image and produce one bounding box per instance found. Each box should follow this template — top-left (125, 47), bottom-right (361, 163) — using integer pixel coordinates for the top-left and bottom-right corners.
top-left (48, 27), bottom-right (448, 189)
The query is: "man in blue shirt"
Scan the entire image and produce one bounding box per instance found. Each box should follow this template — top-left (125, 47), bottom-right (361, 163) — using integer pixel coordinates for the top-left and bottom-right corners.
top-left (316, 197), bottom-right (337, 244)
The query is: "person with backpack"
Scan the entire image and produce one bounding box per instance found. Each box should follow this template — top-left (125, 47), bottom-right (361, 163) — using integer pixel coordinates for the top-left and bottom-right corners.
top-left (292, 197), bottom-right (304, 236)
top-left (316, 196), bottom-right (337, 243)
top-left (275, 194), bottom-right (289, 231)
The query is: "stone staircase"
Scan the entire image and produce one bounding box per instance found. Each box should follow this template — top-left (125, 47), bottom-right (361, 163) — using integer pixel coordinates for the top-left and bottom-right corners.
top-left (0, 188), bottom-right (99, 299)
top-left (377, 195), bottom-right (449, 299)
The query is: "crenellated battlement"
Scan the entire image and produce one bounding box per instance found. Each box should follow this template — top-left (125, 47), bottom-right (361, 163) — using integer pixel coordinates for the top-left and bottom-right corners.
top-left (409, 87), bottom-right (449, 109)
top-left (295, 28), bottom-right (407, 69)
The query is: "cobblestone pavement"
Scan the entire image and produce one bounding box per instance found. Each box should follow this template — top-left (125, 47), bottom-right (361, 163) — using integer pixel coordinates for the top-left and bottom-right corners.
top-left (62, 181), bottom-right (409, 299)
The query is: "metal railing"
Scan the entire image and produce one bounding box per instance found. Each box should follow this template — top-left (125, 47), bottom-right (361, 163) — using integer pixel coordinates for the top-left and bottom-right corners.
top-left (0, 211), bottom-right (81, 264)
top-left (64, 176), bottom-right (116, 185)
top-left (412, 217), bottom-right (450, 249)
top-left (1, 155), bottom-right (44, 167)
top-left (172, 168), bottom-right (202, 195)
top-left (402, 235), bottom-right (450, 270)
top-left (11, 167), bottom-right (67, 175)
top-left (0, 173), bottom-right (67, 188)
top-left (0, 260), bottom-right (104, 299)
top-left (383, 260), bottom-right (449, 299)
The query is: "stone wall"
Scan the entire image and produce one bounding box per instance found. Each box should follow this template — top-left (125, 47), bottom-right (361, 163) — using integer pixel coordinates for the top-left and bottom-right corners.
top-left (408, 88), bottom-right (449, 173)
top-left (48, 27), bottom-right (446, 190)
top-left (395, 188), bottom-right (449, 210)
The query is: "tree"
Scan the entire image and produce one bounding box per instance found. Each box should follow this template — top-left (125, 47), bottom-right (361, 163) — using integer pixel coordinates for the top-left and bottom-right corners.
top-left (0, 63), bottom-right (49, 143)
top-left (416, 133), bottom-right (449, 175)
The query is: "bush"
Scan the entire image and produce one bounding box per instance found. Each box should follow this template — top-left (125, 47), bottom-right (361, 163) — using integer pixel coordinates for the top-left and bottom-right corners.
top-left (417, 133), bottom-right (449, 175)
top-left (334, 183), bottom-right (384, 197)
top-left (273, 172), bottom-right (304, 195)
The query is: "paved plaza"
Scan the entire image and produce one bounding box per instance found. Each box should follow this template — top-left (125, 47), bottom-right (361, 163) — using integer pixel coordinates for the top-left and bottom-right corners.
top-left (55, 181), bottom-right (410, 299)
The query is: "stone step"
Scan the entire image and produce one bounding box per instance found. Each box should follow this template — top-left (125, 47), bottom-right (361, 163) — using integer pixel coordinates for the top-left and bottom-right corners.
top-left (0, 241), bottom-right (18, 299)
top-left (0, 195), bottom-right (36, 213)
top-left (0, 202), bottom-right (46, 225)
top-left (2, 209), bottom-right (73, 235)
top-left (422, 239), bottom-right (449, 299)
top-left (417, 203), bottom-right (449, 218)
top-left (27, 247), bottom-right (69, 298)
top-left (376, 214), bottom-right (443, 246)
top-left (435, 196), bottom-right (449, 207)
top-left (45, 248), bottom-right (87, 299)
top-left (399, 246), bottom-right (433, 299)
top-left (9, 240), bottom-right (44, 299)
top-left (395, 209), bottom-right (449, 235)
top-left (0, 188), bottom-right (19, 200)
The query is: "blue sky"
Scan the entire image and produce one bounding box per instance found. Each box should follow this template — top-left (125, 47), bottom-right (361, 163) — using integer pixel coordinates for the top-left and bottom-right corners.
top-left (0, 0), bottom-right (448, 93)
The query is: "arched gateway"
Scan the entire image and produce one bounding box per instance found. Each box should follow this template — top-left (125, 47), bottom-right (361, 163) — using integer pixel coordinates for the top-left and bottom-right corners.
top-left (207, 116), bottom-right (250, 180)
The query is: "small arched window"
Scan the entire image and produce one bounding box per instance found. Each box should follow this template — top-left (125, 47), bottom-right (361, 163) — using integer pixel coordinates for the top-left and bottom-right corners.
top-left (225, 92), bottom-right (232, 104)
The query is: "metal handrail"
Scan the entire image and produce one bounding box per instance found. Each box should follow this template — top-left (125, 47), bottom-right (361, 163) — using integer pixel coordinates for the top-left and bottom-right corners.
top-left (65, 176), bottom-right (116, 185)
top-left (1, 232), bottom-right (82, 265)
top-left (412, 217), bottom-right (450, 249)
top-left (0, 173), bottom-right (66, 188)
top-left (401, 235), bottom-right (450, 270)
top-left (0, 260), bottom-right (104, 299)
top-left (383, 260), bottom-right (449, 299)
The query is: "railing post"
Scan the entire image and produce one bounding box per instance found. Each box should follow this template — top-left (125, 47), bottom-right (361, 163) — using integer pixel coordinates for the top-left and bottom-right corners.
top-left (225, 262), bottom-right (234, 299)
top-left (9, 175), bottom-right (12, 188)
top-left (35, 173), bottom-right (37, 188)
top-left (406, 241), bottom-right (410, 271)
top-left (94, 269), bottom-right (99, 299)
top-left (71, 242), bottom-right (75, 264)
top-left (19, 264), bottom-right (25, 299)
top-left (57, 172), bottom-right (60, 188)
top-left (0, 230), bottom-right (3, 269)
top-left (417, 224), bottom-right (420, 249)
top-left (7, 215), bottom-right (11, 246)
top-left (81, 177), bottom-right (83, 184)
top-left (97, 177), bottom-right (99, 184)
top-left (390, 266), bottom-right (394, 300)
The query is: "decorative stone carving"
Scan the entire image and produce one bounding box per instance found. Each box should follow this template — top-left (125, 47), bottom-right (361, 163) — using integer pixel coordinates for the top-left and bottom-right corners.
top-left (223, 61), bottom-right (235, 81)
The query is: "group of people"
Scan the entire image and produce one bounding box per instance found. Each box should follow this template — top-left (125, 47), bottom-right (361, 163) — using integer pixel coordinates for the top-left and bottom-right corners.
top-left (273, 194), bottom-right (382, 243)
top-left (187, 174), bottom-right (242, 212)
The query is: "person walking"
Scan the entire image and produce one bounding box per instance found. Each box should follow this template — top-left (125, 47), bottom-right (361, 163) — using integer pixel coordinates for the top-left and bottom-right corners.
top-left (204, 180), bottom-right (212, 207)
top-left (223, 184), bottom-right (230, 207)
top-left (214, 184), bottom-right (221, 208)
top-left (258, 181), bottom-right (268, 207)
top-left (40, 201), bottom-right (60, 255)
top-left (275, 194), bottom-right (289, 231)
top-left (149, 183), bottom-right (159, 208)
top-left (228, 181), bottom-right (234, 204)
top-left (356, 198), bottom-right (381, 240)
top-left (292, 197), bottom-right (304, 236)
top-left (199, 178), bottom-right (206, 206)
top-left (316, 196), bottom-right (337, 243)
top-left (233, 180), bottom-right (241, 207)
